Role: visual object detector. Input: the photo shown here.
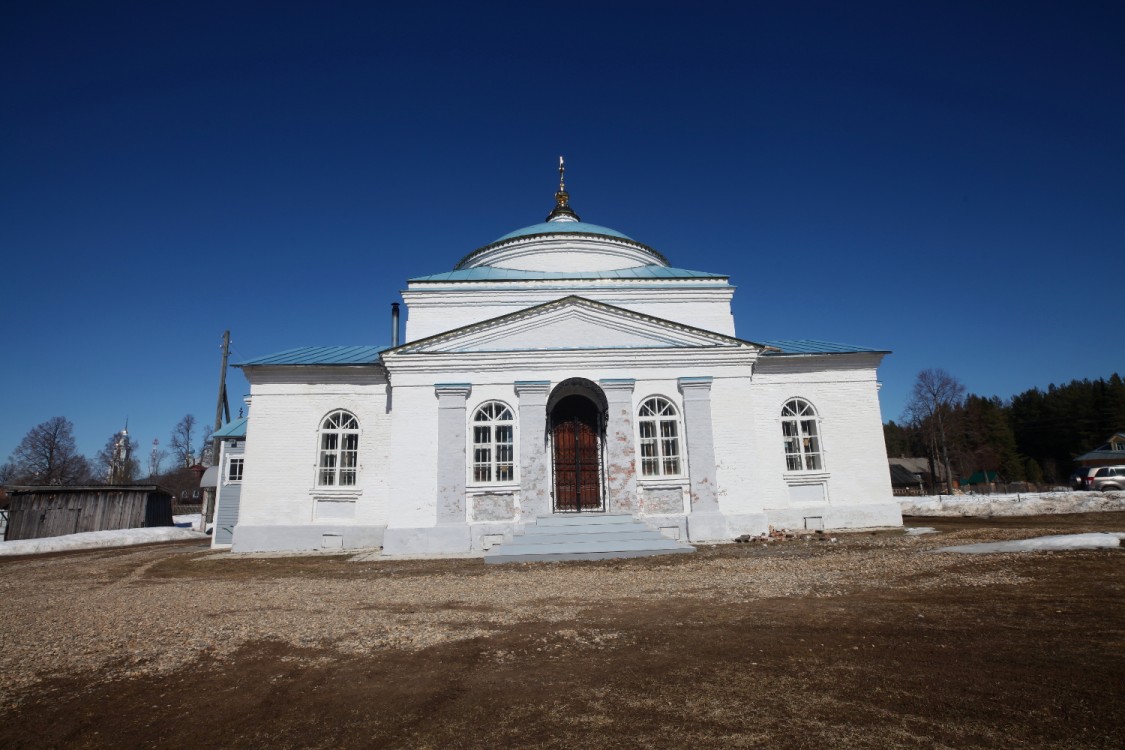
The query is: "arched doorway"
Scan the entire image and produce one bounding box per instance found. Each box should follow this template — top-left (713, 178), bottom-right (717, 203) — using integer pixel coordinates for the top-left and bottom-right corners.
top-left (549, 381), bottom-right (606, 513)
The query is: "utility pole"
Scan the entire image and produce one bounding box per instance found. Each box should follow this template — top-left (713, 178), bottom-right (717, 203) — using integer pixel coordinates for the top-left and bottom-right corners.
top-left (214, 330), bottom-right (231, 434)
top-left (202, 330), bottom-right (231, 532)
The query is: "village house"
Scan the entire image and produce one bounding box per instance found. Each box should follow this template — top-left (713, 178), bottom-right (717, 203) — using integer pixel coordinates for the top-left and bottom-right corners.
top-left (1074, 431), bottom-right (1125, 468)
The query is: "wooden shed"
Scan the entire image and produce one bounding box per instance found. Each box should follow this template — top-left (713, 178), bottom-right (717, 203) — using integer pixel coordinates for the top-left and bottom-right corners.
top-left (4, 485), bottom-right (174, 541)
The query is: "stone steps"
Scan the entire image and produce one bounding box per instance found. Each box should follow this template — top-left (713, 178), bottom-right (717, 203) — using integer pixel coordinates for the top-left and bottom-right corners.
top-left (484, 514), bottom-right (695, 564)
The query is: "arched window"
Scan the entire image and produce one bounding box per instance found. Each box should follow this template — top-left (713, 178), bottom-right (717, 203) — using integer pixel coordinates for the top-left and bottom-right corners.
top-left (781, 398), bottom-right (822, 471)
top-left (472, 402), bottom-right (515, 483)
top-left (317, 410), bottom-right (359, 486)
top-left (638, 397), bottom-right (682, 477)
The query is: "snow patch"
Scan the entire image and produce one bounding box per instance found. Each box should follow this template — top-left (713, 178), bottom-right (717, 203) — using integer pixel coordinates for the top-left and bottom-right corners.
top-left (901, 491), bottom-right (1125, 517)
top-left (173, 513), bottom-right (212, 533)
top-left (0, 527), bottom-right (208, 556)
top-left (936, 532), bottom-right (1125, 554)
top-left (904, 527), bottom-right (938, 535)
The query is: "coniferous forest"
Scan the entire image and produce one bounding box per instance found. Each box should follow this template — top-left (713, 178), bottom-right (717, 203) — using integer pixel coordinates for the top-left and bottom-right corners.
top-left (884, 373), bottom-right (1125, 484)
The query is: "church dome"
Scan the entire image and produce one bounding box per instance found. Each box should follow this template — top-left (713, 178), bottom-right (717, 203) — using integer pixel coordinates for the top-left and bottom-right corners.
top-left (454, 159), bottom-right (669, 272)
top-left (494, 221), bottom-right (633, 242)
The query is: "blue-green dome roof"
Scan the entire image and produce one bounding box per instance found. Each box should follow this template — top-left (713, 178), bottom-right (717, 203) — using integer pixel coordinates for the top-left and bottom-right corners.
top-left (494, 221), bottom-right (633, 242)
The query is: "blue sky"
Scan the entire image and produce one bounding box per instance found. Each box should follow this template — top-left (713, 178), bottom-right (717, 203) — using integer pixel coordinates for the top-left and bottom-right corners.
top-left (2, 1), bottom-right (1122, 464)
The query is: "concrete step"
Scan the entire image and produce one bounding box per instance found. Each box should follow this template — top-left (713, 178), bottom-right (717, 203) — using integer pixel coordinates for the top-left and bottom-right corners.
top-left (510, 530), bottom-right (665, 545)
top-left (520, 522), bottom-right (653, 536)
top-left (487, 547), bottom-right (696, 563)
top-left (532, 514), bottom-right (638, 527)
top-left (484, 514), bottom-right (694, 564)
top-left (490, 537), bottom-right (689, 557)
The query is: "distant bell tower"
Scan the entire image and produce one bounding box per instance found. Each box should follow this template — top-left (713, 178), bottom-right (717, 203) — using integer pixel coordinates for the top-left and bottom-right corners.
top-left (109, 423), bottom-right (131, 484)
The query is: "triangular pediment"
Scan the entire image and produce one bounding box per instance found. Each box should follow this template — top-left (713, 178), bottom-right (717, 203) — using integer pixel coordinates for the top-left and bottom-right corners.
top-left (392, 296), bottom-right (758, 354)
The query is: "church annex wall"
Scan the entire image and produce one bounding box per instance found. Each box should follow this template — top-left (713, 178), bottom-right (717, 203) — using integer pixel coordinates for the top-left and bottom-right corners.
top-left (745, 354), bottom-right (900, 530)
top-left (384, 381), bottom-right (441, 530)
top-left (709, 372), bottom-right (767, 519)
top-left (232, 368), bottom-right (392, 552)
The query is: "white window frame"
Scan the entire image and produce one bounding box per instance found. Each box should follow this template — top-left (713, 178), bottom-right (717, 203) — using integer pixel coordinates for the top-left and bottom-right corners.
top-left (637, 396), bottom-right (684, 478)
top-left (226, 456), bottom-right (244, 483)
top-left (470, 401), bottom-right (516, 484)
top-left (781, 398), bottom-right (824, 472)
top-left (316, 410), bottom-right (360, 487)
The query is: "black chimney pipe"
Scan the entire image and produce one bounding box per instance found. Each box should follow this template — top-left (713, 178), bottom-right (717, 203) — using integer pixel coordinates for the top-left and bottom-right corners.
top-left (391, 302), bottom-right (400, 347)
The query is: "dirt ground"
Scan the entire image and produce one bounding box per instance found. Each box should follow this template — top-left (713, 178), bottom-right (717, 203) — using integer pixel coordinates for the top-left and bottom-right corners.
top-left (1, 514), bottom-right (1122, 749)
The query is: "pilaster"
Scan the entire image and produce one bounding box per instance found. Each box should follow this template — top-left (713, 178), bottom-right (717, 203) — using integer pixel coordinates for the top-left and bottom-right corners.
top-left (434, 383), bottom-right (471, 525)
top-left (514, 381), bottom-right (551, 518)
top-left (600, 378), bottom-right (638, 512)
top-left (679, 376), bottom-right (719, 514)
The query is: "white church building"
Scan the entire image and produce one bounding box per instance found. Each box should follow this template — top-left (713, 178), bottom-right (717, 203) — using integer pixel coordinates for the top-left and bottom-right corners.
top-left (227, 165), bottom-right (900, 555)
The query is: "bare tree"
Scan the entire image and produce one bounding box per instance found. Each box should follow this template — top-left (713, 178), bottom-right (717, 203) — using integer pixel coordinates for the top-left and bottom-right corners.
top-left (169, 414), bottom-right (198, 468)
top-left (904, 369), bottom-right (965, 493)
top-left (8, 416), bottom-right (91, 485)
top-left (95, 430), bottom-right (140, 484)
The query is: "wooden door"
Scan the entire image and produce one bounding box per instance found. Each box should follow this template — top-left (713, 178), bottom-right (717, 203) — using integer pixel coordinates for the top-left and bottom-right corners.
top-left (551, 396), bottom-right (603, 512)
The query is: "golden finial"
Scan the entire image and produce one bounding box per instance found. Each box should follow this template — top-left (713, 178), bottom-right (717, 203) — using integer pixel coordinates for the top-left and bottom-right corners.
top-left (546, 155), bottom-right (580, 222)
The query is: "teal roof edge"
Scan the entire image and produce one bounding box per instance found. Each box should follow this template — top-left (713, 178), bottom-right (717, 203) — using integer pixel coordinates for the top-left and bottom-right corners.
top-left (759, 339), bottom-right (888, 355)
top-left (495, 221), bottom-right (632, 242)
top-left (213, 416), bottom-right (248, 438)
top-left (237, 345), bottom-right (389, 367)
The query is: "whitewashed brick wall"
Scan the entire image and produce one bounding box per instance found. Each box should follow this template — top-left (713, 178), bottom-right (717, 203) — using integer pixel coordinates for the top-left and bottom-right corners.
top-left (239, 353), bottom-right (894, 540)
top-left (239, 373), bottom-right (391, 528)
top-left (384, 384), bottom-right (441, 529)
top-left (735, 356), bottom-right (894, 514)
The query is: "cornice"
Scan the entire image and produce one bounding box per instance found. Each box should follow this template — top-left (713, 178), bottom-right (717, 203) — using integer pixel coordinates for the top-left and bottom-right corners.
top-left (242, 366), bottom-right (388, 386)
top-left (382, 346), bottom-right (760, 375)
top-left (754, 351), bottom-right (886, 373)
top-left (401, 285), bottom-right (735, 304)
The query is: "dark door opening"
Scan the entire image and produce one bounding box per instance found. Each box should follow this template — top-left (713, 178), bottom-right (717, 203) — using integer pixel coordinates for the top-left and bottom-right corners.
top-left (551, 395), bottom-right (604, 512)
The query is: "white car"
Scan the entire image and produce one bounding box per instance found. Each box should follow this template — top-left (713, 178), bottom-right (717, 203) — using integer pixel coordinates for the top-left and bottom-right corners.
top-left (1076, 465), bottom-right (1125, 491)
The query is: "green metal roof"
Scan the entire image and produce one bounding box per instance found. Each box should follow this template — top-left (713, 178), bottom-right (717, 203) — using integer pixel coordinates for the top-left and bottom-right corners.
top-left (213, 416), bottom-right (248, 438)
top-left (758, 339), bottom-right (886, 355)
top-left (961, 470), bottom-right (999, 485)
top-left (238, 345), bottom-right (388, 366)
top-left (455, 222), bottom-right (670, 269)
top-left (494, 221), bottom-right (632, 242)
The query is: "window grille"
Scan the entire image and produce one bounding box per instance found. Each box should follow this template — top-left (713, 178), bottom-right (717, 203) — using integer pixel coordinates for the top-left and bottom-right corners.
top-left (472, 402), bottom-right (515, 483)
top-left (781, 398), bottom-right (822, 471)
top-left (638, 397), bottom-right (682, 477)
top-left (317, 410), bottom-right (359, 486)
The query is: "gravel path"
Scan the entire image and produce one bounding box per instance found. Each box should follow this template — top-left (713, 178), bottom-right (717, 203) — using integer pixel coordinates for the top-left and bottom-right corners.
top-left (1, 522), bottom-right (1083, 710)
